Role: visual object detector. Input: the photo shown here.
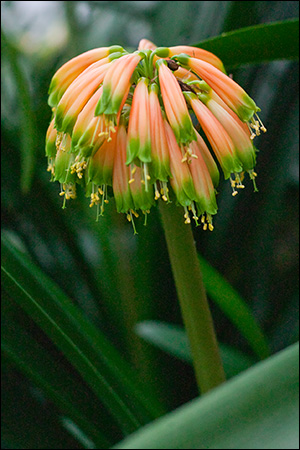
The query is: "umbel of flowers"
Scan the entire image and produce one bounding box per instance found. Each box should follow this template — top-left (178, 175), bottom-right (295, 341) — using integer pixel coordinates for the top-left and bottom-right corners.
top-left (46, 38), bottom-right (266, 232)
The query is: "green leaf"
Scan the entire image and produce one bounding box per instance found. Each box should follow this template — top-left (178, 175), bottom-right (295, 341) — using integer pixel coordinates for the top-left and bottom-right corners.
top-left (136, 321), bottom-right (255, 379)
top-left (1, 29), bottom-right (37, 194)
top-left (1, 235), bottom-right (163, 436)
top-left (1, 303), bottom-right (111, 449)
top-left (198, 255), bottom-right (270, 359)
top-left (195, 19), bottom-right (299, 69)
top-left (2, 363), bottom-right (83, 450)
top-left (114, 342), bottom-right (299, 449)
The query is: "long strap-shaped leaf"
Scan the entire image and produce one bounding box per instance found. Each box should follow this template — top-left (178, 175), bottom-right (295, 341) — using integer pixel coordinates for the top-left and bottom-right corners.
top-left (135, 320), bottom-right (255, 379)
top-left (198, 255), bottom-right (270, 359)
top-left (1, 306), bottom-right (111, 449)
top-left (1, 236), bottom-right (163, 435)
top-left (114, 342), bottom-right (299, 449)
top-left (195, 19), bottom-right (299, 69)
top-left (1, 29), bottom-right (37, 193)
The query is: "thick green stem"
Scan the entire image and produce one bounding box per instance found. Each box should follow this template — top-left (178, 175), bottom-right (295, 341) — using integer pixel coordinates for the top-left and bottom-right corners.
top-left (159, 202), bottom-right (226, 394)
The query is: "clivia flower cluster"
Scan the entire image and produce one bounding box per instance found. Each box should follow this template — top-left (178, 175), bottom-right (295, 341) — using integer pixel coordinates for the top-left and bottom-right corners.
top-left (46, 38), bottom-right (266, 232)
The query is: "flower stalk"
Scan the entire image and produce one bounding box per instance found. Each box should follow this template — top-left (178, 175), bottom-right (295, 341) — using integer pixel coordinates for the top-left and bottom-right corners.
top-left (159, 200), bottom-right (226, 394)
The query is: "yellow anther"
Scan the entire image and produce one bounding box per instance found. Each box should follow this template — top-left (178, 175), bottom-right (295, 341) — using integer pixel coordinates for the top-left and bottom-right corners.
top-left (155, 190), bottom-right (160, 200)
top-left (131, 209), bottom-right (139, 218)
top-left (127, 213), bottom-right (132, 222)
top-left (203, 223), bottom-right (208, 231)
top-left (208, 224), bottom-right (214, 231)
top-left (146, 175), bottom-right (151, 181)
top-left (131, 167), bottom-right (137, 175)
top-left (129, 178), bottom-right (135, 184)
top-left (59, 191), bottom-right (65, 196)
top-left (185, 217), bottom-right (191, 224)
top-left (162, 195), bottom-right (168, 202)
top-left (98, 187), bottom-right (104, 195)
top-left (104, 199), bottom-right (109, 204)
top-left (98, 131), bottom-right (109, 138)
top-left (232, 190), bottom-right (238, 196)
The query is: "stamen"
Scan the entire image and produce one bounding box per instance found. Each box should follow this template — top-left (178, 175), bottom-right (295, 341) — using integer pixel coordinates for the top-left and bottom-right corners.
top-left (143, 163), bottom-right (150, 191)
top-left (235, 173), bottom-right (245, 189)
top-left (47, 158), bottom-right (55, 177)
top-left (55, 132), bottom-right (64, 150)
top-left (248, 169), bottom-right (259, 192)
top-left (255, 113), bottom-right (267, 133)
top-left (190, 203), bottom-right (199, 226)
top-left (230, 176), bottom-right (238, 196)
top-left (71, 157), bottom-right (87, 179)
top-left (154, 186), bottom-right (161, 200)
top-left (161, 181), bottom-right (169, 202)
top-left (207, 214), bottom-right (214, 231)
top-left (131, 209), bottom-right (139, 218)
top-left (59, 182), bottom-right (76, 208)
top-left (247, 122), bottom-right (257, 140)
top-left (181, 145), bottom-right (198, 164)
top-left (127, 210), bottom-right (138, 234)
top-left (143, 210), bottom-right (148, 226)
top-left (183, 207), bottom-right (191, 224)
top-left (91, 117), bottom-right (101, 146)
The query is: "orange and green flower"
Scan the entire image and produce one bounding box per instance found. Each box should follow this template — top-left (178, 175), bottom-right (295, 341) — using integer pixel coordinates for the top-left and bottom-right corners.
top-left (45, 38), bottom-right (266, 231)
top-left (48, 45), bottom-right (124, 108)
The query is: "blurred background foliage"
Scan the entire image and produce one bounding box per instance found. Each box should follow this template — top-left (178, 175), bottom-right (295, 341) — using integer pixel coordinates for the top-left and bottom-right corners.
top-left (1, 1), bottom-right (299, 449)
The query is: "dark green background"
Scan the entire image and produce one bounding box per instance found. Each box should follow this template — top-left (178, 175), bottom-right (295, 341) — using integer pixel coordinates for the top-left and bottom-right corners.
top-left (1, 2), bottom-right (299, 448)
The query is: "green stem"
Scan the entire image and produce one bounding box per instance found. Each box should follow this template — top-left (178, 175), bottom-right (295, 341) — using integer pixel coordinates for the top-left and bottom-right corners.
top-left (159, 201), bottom-right (226, 394)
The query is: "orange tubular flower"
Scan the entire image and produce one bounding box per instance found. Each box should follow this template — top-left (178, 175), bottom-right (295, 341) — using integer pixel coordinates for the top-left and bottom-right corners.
top-left (126, 77), bottom-right (152, 168)
top-left (48, 45), bottom-right (124, 108)
top-left (95, 53), bottom-right (143, 119)
top-left (164, 121), bottom-right (195, 209)
top-left (55, 62), bottom-right (111, 135)
top-left (155, 45), bottom-right (226, 73)
top-left (185, 91), bottom-right (242, 180)
top-left (157, 59), bottom-right (196, 148)
top-left (191, 130), bottom-right (220, 189)
top-left (200, 94), bottom-right (257, 173)
top-left (138, 39), bottom-right (157, 51)
top-left (173, 53), bottom-right (264, 127)
top-left (148, 83), bottom-right (171, 184)
top-left (188, 141), bottom-right (218, 230)
top-left (112, 122), bottom-right (135, 217)
top-left (46, 38), bottom-right (266, 231)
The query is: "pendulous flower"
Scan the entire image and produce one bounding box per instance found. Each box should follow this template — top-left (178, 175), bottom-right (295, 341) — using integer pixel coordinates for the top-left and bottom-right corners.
top-left (46, 38), bottom-right (266, 231)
